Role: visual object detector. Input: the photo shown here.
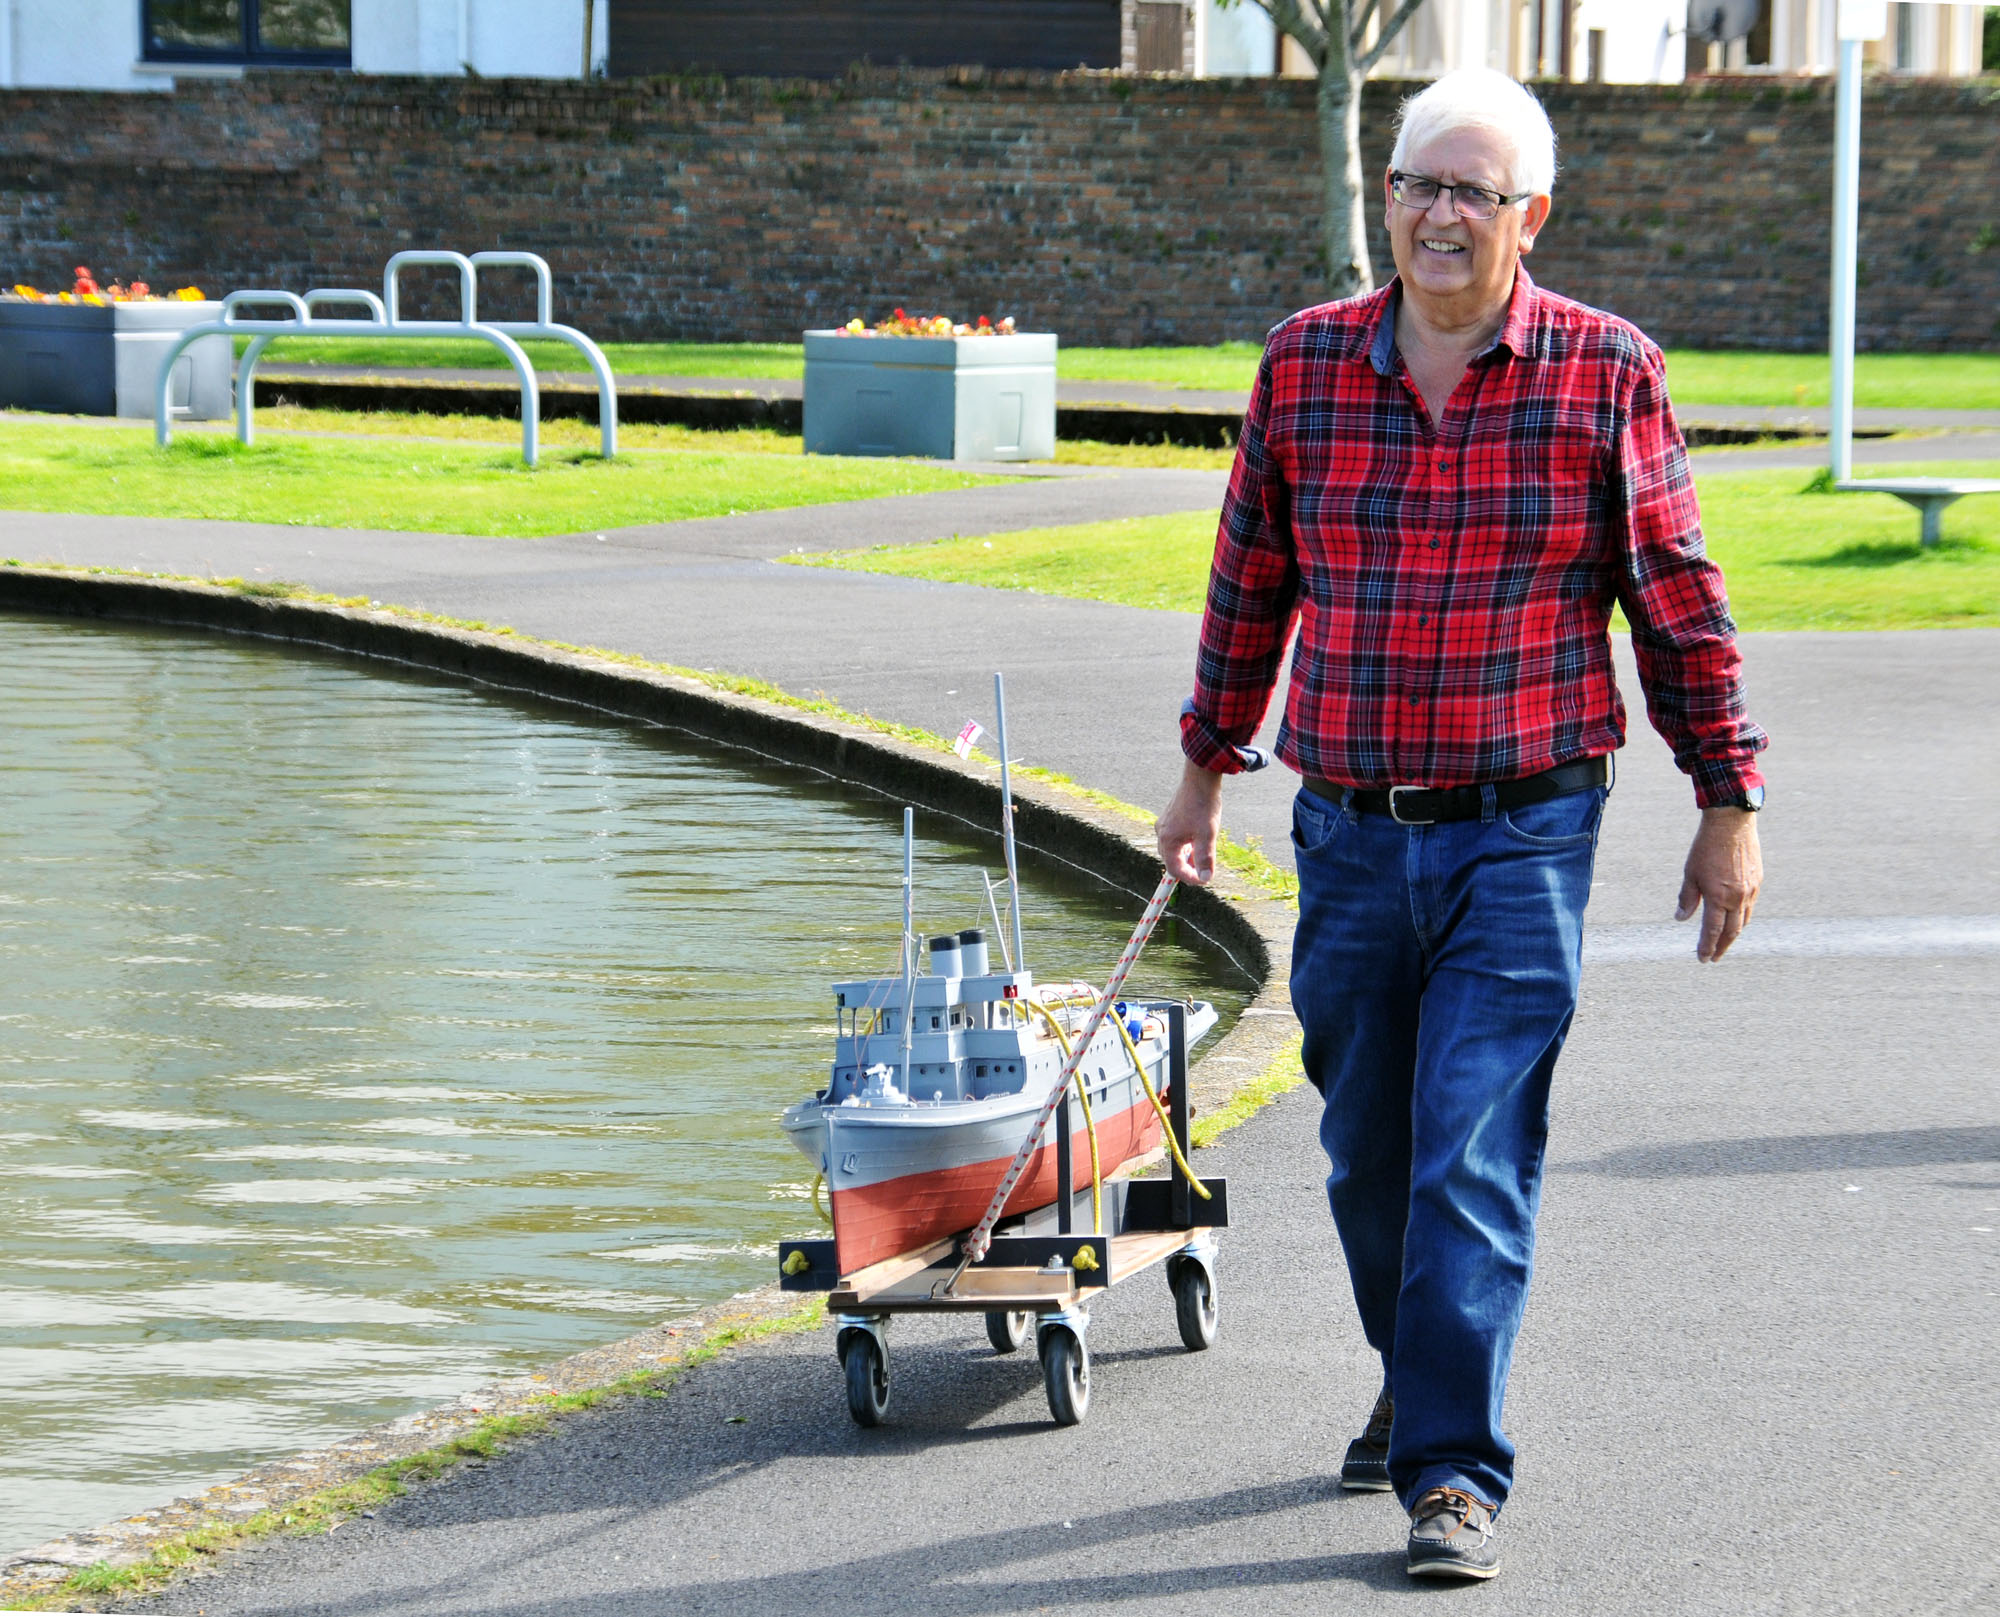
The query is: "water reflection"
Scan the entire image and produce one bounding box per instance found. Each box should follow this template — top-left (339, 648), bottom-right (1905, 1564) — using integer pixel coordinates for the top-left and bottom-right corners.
top-left (0, 615), bottom-right (1250, 1551)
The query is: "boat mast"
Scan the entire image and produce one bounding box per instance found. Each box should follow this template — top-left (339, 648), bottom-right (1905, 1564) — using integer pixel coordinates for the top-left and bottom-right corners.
top-left (981, 870), bottom-right (1013, 973)
top-left (993, 672), bottom-right (1027, 974)
top-left (899, 806), bottom-right (915, 1097)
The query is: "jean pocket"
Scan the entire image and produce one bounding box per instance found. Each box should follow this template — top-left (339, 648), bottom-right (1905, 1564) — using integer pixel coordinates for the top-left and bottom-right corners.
top-left (1291, 789), bottom-right (1344, 856)
top-left (1499, 786), bottom-right (1606, 848)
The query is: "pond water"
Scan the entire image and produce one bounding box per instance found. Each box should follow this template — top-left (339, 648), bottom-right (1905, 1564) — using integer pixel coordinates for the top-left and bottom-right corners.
top-left (0, 615), bottom-right (1252, 1554)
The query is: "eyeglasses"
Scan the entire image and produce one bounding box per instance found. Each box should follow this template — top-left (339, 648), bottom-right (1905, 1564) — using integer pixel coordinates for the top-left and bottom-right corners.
top-left (1389, 171), bottom-right (1531, 222)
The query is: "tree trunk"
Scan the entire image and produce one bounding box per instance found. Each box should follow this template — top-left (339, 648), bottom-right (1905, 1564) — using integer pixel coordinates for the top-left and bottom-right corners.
top-left (1316, 37), bottom-right (1371, 298)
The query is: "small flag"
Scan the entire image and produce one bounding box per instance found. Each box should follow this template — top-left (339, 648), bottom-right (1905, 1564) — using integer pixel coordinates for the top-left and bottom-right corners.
top-left (953, 720), bottom-right (985, 759)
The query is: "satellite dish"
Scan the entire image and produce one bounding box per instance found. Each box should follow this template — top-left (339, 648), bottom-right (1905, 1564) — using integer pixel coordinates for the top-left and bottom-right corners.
top-left (1689, 0), bottom-right (1763, 44)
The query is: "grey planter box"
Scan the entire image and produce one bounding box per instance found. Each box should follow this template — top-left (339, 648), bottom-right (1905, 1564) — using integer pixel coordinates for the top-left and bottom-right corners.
top-left (802, 331), bottom-right (1057, 461)
top-left (0, 298), bottom-right (231, 420)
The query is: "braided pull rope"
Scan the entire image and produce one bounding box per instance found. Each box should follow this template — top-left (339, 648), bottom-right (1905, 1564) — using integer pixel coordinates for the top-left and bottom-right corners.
top-left (942, 872), bottom-right (1179, 1291)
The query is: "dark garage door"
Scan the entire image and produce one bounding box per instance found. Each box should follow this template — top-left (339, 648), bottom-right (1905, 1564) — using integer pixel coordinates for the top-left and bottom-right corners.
top-left (609, 0), bottom-right (1122, 77)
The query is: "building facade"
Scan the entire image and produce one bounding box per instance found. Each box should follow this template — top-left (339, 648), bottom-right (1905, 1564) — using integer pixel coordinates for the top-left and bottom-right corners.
top-left (0, 0), bottom-right (1986, 90)
top-left (1185, 1), bottom-right (1989, 83)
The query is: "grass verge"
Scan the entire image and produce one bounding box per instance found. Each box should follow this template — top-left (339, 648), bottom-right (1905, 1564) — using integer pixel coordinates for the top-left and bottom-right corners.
top-left (0, 418), bottom-right (1008, 537)
top-left (1661, 351), bottom-right (2000, 413)
top-left (1191, 1034), bottom-right (1306, 1151)
top-left (26, 1299), bottom-right (826, 1609)
top-left (243, 339), bottom-right (2000, 412)
top-left (208, 404), bottom-right (1240, 470)
top-left (241, 336), bottom-right (807, 378)
top-left (785, 461), bottom-right (2000, 631)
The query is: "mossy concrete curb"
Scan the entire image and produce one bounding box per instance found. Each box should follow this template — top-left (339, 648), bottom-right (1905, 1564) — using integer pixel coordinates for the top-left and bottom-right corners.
top-left (0, 565), bottom-right (1300, 1605)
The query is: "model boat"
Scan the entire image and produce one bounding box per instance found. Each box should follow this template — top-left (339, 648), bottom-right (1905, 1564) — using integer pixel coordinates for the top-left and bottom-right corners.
top-left (781, 928), bottom-right (1218, 1275)
top-left (780, 673), bottom-right (1217, 1278)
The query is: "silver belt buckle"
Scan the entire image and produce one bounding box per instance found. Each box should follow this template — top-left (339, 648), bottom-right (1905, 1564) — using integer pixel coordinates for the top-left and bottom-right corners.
top-left (1387, 786), bottom-right (1436, 825)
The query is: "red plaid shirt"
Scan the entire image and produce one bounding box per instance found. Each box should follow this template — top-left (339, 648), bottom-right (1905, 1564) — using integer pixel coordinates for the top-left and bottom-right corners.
top-left (1181, 271), bottom-right (1766, 809)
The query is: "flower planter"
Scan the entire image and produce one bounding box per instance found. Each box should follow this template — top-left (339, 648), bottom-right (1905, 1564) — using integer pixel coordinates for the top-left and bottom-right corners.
top-left (802, 331), bottom-right (1057, 462)
top-left (0, 298), bottom-right (231, 419)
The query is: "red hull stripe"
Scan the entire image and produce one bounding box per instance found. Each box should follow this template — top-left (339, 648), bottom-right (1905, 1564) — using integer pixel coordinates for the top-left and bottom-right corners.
top-left (829, 1099), bottom-right (1162, 1274)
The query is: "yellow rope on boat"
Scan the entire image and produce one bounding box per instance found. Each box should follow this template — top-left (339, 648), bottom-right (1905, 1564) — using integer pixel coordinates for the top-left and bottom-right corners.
top-left (1109, 1010), bottom-right (1212, 1202)
top-left (1022, 999), bottom-right (1103, 1234)
top-left (810, 1172), bottom-right (833, 1228)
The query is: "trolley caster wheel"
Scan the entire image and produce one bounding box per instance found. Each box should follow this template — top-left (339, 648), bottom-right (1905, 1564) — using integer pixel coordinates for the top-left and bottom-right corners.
top-left (984, 1310), bottom-right (1033, 1355)
top-left (1170, 1257), bottom-right (1218, 1352)
top-left (840, 1330), bottom-right (890, 1427)
top-left (1038, 1324), bottom-right (1090, 1426)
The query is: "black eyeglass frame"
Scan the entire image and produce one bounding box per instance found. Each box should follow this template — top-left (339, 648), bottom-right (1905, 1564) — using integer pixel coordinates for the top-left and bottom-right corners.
top-left (1388, 170), bottom-right (1534, 221)
top-left (141, 1), bottom-right (352, 67)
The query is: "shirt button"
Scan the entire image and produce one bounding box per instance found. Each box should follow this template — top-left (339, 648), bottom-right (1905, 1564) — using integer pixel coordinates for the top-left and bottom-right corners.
top-left (1419, 615), bottom-right (1429, 626)
top-left (1437, 459), bottom-right (1452, 472)
top-left (1429, 539), bottom-right (1440, 550)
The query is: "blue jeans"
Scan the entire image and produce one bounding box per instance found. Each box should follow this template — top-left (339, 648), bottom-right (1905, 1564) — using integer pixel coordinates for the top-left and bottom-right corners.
top-left (1289, 780), bottom-right (1606, 1512)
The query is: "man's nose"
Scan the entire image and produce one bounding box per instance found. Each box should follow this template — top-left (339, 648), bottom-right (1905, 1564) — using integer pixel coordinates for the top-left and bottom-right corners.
top-left (1424, 186), bottom-right (1461, 225)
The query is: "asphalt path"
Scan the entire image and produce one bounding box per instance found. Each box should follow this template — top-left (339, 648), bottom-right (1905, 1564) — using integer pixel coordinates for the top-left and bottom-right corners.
top-left (4, 459), bottom-right (1996, 1612)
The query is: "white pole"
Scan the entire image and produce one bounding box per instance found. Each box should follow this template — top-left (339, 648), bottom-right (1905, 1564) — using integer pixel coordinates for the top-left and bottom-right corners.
top-left (900, 806), bottom-right (915, 1097)
top-left (1828, 34), bottom-right (1863, 483)
top-left (993, 672), bottom-right (1026, 974)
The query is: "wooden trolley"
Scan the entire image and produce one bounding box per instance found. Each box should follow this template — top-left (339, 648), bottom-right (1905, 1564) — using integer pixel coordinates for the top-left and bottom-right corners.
top-left (777, 1005), bottom-right (1227, 1426)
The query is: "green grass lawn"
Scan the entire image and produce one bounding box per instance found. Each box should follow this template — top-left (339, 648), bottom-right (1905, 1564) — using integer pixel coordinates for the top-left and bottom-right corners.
top-left (245, 337), bottom-right (807, 379)
top-left (1662, 352), bottom-right (2000, 412)
top-left (227, 403), bottom-right (1230, 469)
top-left (0, 419), bottom-right (1006, 538)
top-left (788, 460), bottom-right (2000, 631)
top-left (247, 336), bottom-right (2000, 411)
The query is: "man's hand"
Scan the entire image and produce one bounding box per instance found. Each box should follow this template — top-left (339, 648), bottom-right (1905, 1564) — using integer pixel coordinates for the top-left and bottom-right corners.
top-left (1157, 761), bottom-right (1226, 885)
top-left (1676, 806), bottom-right (1763, 962)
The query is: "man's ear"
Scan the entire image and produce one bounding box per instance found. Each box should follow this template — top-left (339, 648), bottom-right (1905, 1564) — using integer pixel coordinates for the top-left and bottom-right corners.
top-left (1519, 192), bottom-right (1553, 254)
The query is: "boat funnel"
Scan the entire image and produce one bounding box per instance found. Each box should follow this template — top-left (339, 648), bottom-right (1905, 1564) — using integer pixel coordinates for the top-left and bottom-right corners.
top-left (957, 927), bottom-right (989, 977)
top-left (928, 934), bottom-right (962, 978)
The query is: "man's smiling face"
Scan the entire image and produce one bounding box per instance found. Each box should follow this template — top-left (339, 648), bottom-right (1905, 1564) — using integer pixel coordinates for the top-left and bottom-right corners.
top-left (1385, 125), bottom-right (1548, 322)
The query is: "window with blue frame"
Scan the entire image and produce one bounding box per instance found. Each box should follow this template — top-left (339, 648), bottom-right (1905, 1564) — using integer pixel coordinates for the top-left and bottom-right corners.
top-left (143, 1), bottom-right (352, 66)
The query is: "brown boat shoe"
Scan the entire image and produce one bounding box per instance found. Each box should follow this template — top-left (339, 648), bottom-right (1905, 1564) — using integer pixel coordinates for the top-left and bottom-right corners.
top-left (1338, 1384), bottom-right (1394, 1492)
top-left (1406, 1485), bottom-right (1500, 1580)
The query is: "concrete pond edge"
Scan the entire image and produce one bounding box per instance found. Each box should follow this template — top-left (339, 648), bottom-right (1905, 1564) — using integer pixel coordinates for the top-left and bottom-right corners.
top-left (0, 565), bottom-right (1302, 1607)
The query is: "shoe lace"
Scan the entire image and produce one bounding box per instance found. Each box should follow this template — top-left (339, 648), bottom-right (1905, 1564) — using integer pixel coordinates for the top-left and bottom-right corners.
top-left (1413, 1487), bottom-right (1491, 1544)
top-left (1363, 1388), bottom-right (1394, 1448)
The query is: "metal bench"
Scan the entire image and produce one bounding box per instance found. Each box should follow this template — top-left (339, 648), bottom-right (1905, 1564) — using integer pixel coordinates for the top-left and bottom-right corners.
top-left (1836, 476), bottom-right (2000, 547)
top-left (153, 250), bottom-right (616, 467)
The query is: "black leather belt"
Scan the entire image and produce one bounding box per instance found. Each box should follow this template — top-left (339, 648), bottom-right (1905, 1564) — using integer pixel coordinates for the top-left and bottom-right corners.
top-left (1303, 756), bottom-right (1609, 825)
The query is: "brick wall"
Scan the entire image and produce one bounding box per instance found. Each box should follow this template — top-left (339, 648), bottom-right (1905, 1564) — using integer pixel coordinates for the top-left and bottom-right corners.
top-left (1, 69), bottom-right (1994, 350)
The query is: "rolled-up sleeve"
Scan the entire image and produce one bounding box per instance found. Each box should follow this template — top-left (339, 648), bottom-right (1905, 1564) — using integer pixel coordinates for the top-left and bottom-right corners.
top-left (1181, 354), bottom-right (1302, 774)
top-left (1612, 345), bottom-right (1769, 807)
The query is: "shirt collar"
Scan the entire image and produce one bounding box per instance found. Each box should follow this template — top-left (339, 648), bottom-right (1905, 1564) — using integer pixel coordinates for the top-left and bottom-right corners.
top-left (1365, 267), bottom-right (1543, 375)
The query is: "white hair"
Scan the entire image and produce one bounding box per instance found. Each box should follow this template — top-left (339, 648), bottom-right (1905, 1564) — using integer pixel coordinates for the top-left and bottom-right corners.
top-left (1390, 69), bottom-right (1559, 199)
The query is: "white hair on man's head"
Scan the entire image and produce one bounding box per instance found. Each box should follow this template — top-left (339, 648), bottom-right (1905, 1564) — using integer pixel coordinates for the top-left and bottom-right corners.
top-left (1390, 69), bottom-right (1558, 198)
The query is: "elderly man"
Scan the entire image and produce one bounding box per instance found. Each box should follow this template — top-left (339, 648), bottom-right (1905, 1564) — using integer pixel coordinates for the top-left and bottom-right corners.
top-left (1156, 69), bottom-right (1766, 1581)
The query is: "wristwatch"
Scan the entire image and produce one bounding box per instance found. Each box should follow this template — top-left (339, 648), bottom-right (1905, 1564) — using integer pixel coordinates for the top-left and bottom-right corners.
top-left (1723, 785), bottom-right (1766, 813)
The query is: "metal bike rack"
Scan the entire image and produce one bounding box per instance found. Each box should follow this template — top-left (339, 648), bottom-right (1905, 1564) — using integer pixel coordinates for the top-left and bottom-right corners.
top-left (152, 250), bottom-right (617, 466)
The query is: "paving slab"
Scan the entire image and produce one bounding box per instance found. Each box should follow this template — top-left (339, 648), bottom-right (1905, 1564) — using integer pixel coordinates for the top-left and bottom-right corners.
top-left (3, 484), bottom-right (1995, 1612)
